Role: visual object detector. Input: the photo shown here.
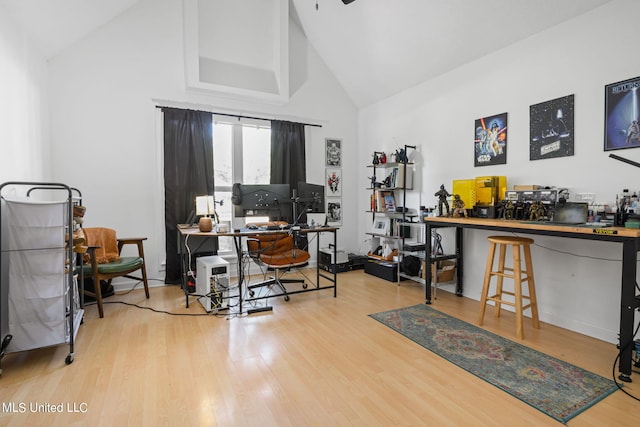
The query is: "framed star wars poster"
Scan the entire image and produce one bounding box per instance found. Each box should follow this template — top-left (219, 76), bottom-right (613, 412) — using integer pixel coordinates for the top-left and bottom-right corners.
top-left (530, 94), bottom-right (574, 160)
top-left (474, 113), bottom-right (507, 167)
top-left (604, 76), bottom-right (640, 151)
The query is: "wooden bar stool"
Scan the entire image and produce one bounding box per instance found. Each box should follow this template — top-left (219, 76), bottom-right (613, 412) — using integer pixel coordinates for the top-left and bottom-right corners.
top-left (478, 235), bottom-right (540, 339)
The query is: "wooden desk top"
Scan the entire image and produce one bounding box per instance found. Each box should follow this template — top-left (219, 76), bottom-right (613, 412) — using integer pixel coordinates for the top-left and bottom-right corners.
top-left (423, 216), bottom-right (640, 239)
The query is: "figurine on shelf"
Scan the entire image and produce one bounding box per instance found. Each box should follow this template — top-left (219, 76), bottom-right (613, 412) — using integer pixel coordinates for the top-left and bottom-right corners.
top-left (451, 194), bottom-right (468, 217)
top-left (372, 151), bottom-right (386, 165)
top-left (435, 184), bottom-right (451, 217)
top-left (528, 200), bottom-right (546, 221)
top-left (504, 200), bottom-right (515, 220)
top-left (395, 147), bottom-right (408, 163)
top-left (497, 199), bottom-right (507, 219)
top-left (368, 175), bottom-right (380, 189)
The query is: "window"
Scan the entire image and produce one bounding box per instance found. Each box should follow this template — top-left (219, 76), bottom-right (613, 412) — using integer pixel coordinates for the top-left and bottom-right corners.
top-left (212, 116), bottom-right (271, 253)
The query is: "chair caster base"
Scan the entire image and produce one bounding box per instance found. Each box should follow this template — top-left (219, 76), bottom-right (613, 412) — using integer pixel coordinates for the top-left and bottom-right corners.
top-left (618, 373), bottom-right (632, 383)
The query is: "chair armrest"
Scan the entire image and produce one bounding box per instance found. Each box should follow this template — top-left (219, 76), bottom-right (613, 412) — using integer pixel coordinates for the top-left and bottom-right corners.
top-left (84, 246), bottom-right (101, 270)
top-left (117, 237), bottom-right (147, 244)
top-left (117, 237), bottom-right (147, 257)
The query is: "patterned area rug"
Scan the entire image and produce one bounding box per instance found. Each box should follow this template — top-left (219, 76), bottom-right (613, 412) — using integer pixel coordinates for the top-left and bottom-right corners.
top-left (369, 304), bottom-right (618, 423)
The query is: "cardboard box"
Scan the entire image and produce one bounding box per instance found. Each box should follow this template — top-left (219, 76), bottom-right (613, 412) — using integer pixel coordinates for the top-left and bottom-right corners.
top-left (513, 185), bottom-right (542, 191)
top-left (422, 260), bottom-right (456, 282)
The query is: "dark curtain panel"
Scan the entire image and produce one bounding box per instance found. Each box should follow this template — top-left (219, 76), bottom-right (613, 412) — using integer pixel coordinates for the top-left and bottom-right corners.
top-left (270, 120), bottom-right (306, 185)
top-left (163, 108), bottom-right (214, 284)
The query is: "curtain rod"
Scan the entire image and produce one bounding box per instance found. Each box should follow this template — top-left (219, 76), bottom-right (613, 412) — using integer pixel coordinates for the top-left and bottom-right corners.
top-left (155, 105), bottom-right (322, 128)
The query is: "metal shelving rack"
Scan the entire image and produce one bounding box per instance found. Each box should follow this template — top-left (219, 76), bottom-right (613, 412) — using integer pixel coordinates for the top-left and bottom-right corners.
top-left (365, 145), bottom-right (416, 283)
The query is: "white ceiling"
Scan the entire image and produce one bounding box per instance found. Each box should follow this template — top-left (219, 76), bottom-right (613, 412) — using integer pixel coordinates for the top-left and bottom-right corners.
top-left (293, 0), bottom-right (612, 107)
top-left (2, 0), bottom-right (612, 108)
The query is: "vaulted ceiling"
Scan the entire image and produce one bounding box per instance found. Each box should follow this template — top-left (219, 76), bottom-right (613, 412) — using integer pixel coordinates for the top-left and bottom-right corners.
top-left (1, 0), bottom-right (612, 108)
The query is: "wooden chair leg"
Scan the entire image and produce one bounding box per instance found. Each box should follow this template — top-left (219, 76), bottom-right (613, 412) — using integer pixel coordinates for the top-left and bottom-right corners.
top-left (94, 275), bottom-right (104, 319)
top-left (137, 241), bottom-right (150, 299)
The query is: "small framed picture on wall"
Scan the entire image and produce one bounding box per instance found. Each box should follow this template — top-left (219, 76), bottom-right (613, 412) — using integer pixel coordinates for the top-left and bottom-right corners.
top-left (325, 168), bottom-right (342, 197)
top-left (326, 199), bottom-right (342, 226)
top-left (325, 138), bottom-right (342, 166)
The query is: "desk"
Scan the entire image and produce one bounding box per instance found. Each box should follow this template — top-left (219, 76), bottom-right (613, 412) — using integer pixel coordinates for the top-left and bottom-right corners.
top-left (424, 216), bottom-right (640, 382)
top-left (177, 226), bottom-right (338, 314)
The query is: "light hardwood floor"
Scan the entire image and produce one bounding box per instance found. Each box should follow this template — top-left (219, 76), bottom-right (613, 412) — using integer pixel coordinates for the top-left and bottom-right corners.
top-left (0, 269), bottom-right (638, 426)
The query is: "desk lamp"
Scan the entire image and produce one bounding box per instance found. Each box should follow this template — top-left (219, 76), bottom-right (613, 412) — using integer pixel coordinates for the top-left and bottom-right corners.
top-left (195, 195), bottom-right (215, 232)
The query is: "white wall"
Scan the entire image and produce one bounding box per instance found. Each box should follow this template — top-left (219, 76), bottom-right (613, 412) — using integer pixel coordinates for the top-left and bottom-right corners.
top-left (0, 4), bottom-right (50, 184)
top-left (47, 0), bottom-right (358, 282)
top-left (359, 0), bottom-right (640, 343)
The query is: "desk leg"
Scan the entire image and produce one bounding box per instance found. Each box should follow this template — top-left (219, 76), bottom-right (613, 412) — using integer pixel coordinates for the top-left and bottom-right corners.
top-left (333, 230), bottom-right (337, 297)
top-left (316, 231), bottom-right (320, 289)
top-left (618, 240), bottom-right (637, 382)
top-left (425, 224), bottom-right (433, 304)
top-left (234, 235), bottom-right (244, 315)
top-left (456, 227), bottom-right (464, 297)
top-left (177, 229), bottom-right (190, 308)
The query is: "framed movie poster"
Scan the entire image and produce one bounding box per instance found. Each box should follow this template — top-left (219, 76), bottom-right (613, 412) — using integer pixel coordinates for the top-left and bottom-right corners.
top-left (325, 138), bottom-right (342, 166)
top-left (325, 168), bottom-right (342, 197)
top-left (530, 94), bottom-right (574, 160)
top-left (326, 198), bottom-right (342, 226)
top-left (474, 113), bottom-right (507, 166)
top-left (604, 76), bottom-right (640, 151)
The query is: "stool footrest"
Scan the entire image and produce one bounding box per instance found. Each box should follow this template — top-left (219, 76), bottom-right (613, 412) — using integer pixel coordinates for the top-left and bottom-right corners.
top-left (490, 271), bottom-right (532, 280)
top-left (487, 296), bottom-right (533, 310)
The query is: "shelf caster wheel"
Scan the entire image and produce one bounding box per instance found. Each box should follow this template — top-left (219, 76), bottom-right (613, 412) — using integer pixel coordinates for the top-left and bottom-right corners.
top-left (302, 284), bottom-right (308, 289)
top-left (1, 335), bottom-right (12, 354)
top-left (65, 355), bottom-right (74, 365)
top-left (249, 290), bottom-right (255, 297)
top-left (284, 295), bottom-right (290, 302)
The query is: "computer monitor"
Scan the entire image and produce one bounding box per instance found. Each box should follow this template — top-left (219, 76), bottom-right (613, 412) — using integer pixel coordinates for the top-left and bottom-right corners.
top-left (232, 183), bottom-right (292, 221)
top-left (294, 182), bottom-right (325, 224)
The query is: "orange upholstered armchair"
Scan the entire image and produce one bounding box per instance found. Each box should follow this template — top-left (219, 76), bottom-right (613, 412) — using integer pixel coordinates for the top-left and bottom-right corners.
top-left (246, 222), bottom-right (310, 301)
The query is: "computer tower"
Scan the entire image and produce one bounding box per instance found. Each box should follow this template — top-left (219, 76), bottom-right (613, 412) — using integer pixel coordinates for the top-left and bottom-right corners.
top-left (195, 256), bottom-right (230, 312)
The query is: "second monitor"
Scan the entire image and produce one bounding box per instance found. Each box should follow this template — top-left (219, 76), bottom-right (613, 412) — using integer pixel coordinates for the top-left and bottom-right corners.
top-left (294, 182), bottom-right (325, 224)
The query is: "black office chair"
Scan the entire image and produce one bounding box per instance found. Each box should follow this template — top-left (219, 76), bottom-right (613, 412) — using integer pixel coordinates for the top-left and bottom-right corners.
top-left (246, 222), bottom-right (309, 301)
